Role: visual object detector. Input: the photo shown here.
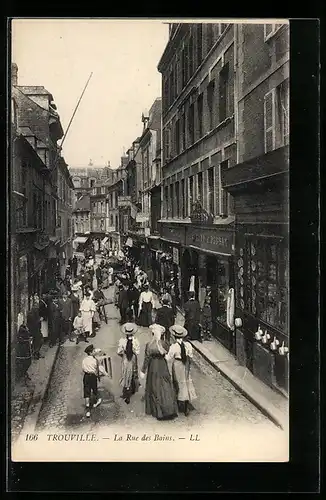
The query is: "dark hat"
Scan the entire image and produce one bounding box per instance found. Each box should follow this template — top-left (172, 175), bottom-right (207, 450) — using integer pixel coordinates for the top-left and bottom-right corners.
top-left (84, 344), bottom-right (94, 354)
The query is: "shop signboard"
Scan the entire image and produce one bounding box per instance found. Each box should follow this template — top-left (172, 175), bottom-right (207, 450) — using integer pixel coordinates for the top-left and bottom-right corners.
top-left (186, 227), bottom-right (234, 255)
top-left (173, 247), bottom-right (179, 265)
top-left (161, 224), bottom-right (185, 245)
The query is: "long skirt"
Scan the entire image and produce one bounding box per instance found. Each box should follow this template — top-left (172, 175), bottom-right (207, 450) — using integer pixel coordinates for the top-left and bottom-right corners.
top-left (145, 356), bottom-right (178, 420)
top-left (16, 339), bottom-right (32, 380)
top-left (184, 321), bottom-right (201, 340)
top-left (81, 311), bottom-right (93, 333)
top-left (138, 302), bottom-right (152, 327)
top-left (40, 319), bottom-right (48, 338)
top-left (172, 359), bottom-right (197, 402)
top-left (120, 354), bottom-right (139, 399)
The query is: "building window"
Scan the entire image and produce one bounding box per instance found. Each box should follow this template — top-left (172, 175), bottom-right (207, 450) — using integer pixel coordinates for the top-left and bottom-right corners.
top-left (277, 78), bottom-right (290, 147)
top-left (219, 63), bottom-right (229, 122)
top-left (181, 48), bottom-right (186, 88)
top-left (196, 24), bottom-right (203, 67)
top-left (189, 175), bottom-right (194, 212)
top-left (188, 31), bottom-right (194, 78)
top-left (197, 94), bottom-right (203, 139)
top-left (181, 112), bottom-right (186, 151)
top-left (264, 23), bottom-right (283, 41)
top-left (175, 119), bottom-right (180, 155)
top-left (175, 181), bottom-right (180, 217)
top-left (170, 184), bottom-right (174, 218)
top-left (220, 160), bottom-right (229, 217)
top-left (181, 179), bottom-right (185, 218)
top-left (207, 80), bottom-right (215, 130)
top-left (207, 167), bottom-right (214, 215)
top-left (205, 23), bottom-right (214, 52)
top-left (164, 186), bottom-right (169, 218)
top-left (197, 171), bottom-right (203, 204)
top-left (188, 104), bottom-right (195, 145)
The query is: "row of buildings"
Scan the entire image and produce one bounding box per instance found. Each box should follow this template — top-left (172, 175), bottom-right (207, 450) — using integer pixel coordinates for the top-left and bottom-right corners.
top-left (10, 63), bottom-right (74, 381)
top-left (70, 22), bottom-right (289, 395)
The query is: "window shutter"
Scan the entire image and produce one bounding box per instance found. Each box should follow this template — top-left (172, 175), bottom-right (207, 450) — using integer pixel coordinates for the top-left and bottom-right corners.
top-left (264, 89), bottom-right (276, 153)
top-left (264, 24), bottom-right (274, 40)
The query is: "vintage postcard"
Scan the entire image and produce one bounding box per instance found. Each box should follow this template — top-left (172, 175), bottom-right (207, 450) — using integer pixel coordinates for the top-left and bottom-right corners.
top-left (9, 18), bottom-right (289, 463)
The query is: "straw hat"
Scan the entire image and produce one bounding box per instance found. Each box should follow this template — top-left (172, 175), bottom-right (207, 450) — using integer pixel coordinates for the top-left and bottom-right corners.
top-left (121, 323), bottom-right (138, 336)
top-left (149, 324), bottom-right (166, 335)
top-left (169, 324), bottom-right (188, 338)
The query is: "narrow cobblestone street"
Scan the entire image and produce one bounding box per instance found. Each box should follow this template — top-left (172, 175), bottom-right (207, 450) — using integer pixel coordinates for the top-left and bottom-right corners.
top-left (36, 285), bottom-right (284, 443)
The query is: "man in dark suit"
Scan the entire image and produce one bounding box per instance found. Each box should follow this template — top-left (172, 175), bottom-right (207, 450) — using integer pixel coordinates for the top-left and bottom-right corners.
top-left (184, 291), bottom-right (202, 342)
top-left (118, 284), bottom-right (130, 324)
top-left (59, 292), bottom-right (74, 343)
top-left (155, 298), bottom-right (175, 344)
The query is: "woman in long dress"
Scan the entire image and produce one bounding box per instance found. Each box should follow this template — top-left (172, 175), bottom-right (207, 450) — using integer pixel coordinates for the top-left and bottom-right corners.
top-left (141, 324), bottom-right (178, 420)
top-left (117, 323), bottom-right (140, 404)
top-left (80, 292), bottom-right (96, 337)
top-left (39, 294), bottom-right (49, 341)
top-left (138, 284), bottom-right (155, 327)
top-left (15, 323), bottom-right (33, 382)
top-left (166, 325), bottom-right (197, 416)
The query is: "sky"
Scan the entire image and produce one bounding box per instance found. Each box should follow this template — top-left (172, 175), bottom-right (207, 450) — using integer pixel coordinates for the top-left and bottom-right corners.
top-left (12, 19), bottom-right (169, 169)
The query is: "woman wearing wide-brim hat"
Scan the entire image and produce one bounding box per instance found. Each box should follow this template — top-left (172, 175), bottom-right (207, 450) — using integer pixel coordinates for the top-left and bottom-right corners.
top-left (165, 325), bottom-right (197, 416)
top-left (117, 323), bottom-right (140, 404)
top-left (140, 324), bottom-right (178, 420)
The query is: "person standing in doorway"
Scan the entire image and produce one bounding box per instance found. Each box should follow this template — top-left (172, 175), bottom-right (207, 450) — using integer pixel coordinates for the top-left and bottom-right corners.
top-left (48, 294), bottom-right (62, 347)
top-left (184, 291), bottom-right (201, 342)
top-left (26, 294), bottom-right (43, 359)
top-left (201, 296), bottom-right (213, 341)
top-left (39, 294), bottom-right (49, 342)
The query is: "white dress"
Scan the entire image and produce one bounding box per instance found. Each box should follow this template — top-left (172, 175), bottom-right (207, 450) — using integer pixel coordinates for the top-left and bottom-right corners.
top-left (80, 298), bottom-right (96, 333)
top-left (166, 340), bottom-right (197, 402)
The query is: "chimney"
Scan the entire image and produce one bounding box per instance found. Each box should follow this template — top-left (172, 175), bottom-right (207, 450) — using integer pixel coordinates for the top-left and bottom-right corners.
top-left (12, 63), bottom-right (18, 86)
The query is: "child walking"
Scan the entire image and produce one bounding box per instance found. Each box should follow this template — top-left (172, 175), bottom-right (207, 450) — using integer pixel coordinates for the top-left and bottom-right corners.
top-left (82, 344), bottom-right (102, 417)
top-left (73, 310), bottom-right (89, 344)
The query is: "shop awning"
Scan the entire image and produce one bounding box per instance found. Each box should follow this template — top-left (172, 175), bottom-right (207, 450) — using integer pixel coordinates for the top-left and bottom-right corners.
top-left (73, 236), bottom-right (88, 244)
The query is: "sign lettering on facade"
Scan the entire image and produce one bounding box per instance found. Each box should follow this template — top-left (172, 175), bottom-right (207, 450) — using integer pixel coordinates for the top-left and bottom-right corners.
top-left (173, 247), bottom-right (179, 265)
top-left (186, 227), bottom-right (233, 254)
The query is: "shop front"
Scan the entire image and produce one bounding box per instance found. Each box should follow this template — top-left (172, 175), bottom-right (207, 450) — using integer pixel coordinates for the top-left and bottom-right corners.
top-left (184, 225), bottom-right (236, 352)
top-left (160, 224), bottom-right (186, 306)
top-left (221, 145), bottom-right (289, 394)
top-left (147, 236), bottom-right (162, 289)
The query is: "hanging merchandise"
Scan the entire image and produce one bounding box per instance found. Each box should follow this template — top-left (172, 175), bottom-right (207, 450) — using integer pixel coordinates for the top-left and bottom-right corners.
top-left (261, 330), bottom-right (271, 345)
top-left (254, 324), bottom-right (264, 341)
top-left (226, 288), bottom-right (235, 331)
top-left (189, 275), bottom-right (195, 292)
top-left (270, 336), bottom-right (280, 351)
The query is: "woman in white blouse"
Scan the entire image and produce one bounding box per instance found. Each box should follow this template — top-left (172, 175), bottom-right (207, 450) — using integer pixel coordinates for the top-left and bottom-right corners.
top-left (138, 283), bottom-right (155, 327)
top-left (166, 325), bottom-right (197, 416)
top-left (117, 323), bottom-right (140, 404)
top-left (80, 292), bottom-right (96, 338)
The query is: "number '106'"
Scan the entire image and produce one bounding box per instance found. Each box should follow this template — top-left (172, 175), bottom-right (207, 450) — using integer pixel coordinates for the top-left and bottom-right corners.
top-left (25, 434), bottom-right (38, 441)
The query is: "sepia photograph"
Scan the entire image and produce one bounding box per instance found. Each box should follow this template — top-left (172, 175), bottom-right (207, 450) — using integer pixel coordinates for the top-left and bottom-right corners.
top-left (9, 18), bottom-right (289, 463)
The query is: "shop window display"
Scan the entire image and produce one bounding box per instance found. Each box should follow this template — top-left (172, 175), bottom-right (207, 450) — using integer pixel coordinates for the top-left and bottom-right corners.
top-left (216, 259), bottom-right (229, 325)
top-left (243, 237), bottom-right (288, 333)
